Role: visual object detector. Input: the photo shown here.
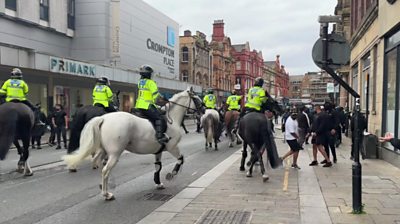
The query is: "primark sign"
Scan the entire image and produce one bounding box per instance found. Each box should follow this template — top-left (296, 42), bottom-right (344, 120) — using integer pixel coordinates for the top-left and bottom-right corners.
top-left (50, 57), bottom-right (96, 77)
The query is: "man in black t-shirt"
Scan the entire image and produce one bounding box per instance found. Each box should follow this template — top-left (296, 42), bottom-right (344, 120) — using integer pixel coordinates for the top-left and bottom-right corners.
top-left (52, 104), bottom-right (68, 149)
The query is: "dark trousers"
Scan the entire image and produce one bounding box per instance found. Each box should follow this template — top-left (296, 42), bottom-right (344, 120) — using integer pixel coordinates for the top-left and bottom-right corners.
top-left (31, 136), bottom-right (42, 146)
top-left (94, 103), bottom-right (116, 113)
top-left (49, 126), bottom-right (55, 144)
top-left (324, 134), bottom-right (337, 160)
top-left (55, 125), bottom-right (67, 146)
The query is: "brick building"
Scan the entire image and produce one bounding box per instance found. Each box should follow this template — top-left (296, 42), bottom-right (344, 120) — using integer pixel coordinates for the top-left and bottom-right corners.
top-left (179, 30), bottom-right (212, 90)
top-left (288, 75), bottom-right (303, 99)
top-left (231, 42), bottom-right (264, 96)
top-left (271, 55), bottom-right (289, 99)
top-left (209, 20), bottom-right (235, 105)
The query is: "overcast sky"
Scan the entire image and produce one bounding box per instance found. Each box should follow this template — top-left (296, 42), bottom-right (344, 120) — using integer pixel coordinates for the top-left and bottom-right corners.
top-left (143, 0), bottom-right (337, 75)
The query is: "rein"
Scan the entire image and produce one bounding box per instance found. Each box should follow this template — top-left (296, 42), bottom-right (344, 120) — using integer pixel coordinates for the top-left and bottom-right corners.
top-left (165, 96), bottom-right (202, 124)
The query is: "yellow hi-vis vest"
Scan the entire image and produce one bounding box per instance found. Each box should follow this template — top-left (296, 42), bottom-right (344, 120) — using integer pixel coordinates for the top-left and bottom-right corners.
top-left (203, 94), bottom-right (216, 109)
top-left (0, 79), bottom-right (28, 102)
top-left (135, 78), bottom-right (159, 109)
top-left (92, 84), bottom-right (113, 107)
top-left (245, 86), bottom-right (267, 111)
top-left (226, 95), bottom-right (242, 111)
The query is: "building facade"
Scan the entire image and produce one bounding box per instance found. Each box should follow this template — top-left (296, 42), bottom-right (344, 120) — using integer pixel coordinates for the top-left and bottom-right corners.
top-left (231, 42), bottom-right (264, 97)
top-left (209, 20), bottom-right (235, 105)
top-left (288, 75), bottom-right (303, 99)
top-left (179, 30), bottom-right (212, 90)
top-left (0, 0), bottom-right (201, 116)
top-left (272, 55), bottom-right (289, 99)
top-left (302, 72), bottom-right (335, 105)
top-left (263, 62), bottom-right (277, 97)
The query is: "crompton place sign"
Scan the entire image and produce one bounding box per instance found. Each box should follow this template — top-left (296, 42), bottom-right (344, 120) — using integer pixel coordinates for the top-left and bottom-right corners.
top-left (50, 57), bottom-right (96, 77)
top-left (146, 27), bottom-right (176, 75)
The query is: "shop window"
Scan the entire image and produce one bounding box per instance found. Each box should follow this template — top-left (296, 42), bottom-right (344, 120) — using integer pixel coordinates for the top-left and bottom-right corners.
top-left (361, 54), bottom-right (370, 112)
top-left (351, 63), bottom-right (358, 107)
top-left (181, 47), bottom-right (189, 62)
top-left (40, 0), bottom-right (49, 21)
top-left (182, 70), bottom-right (188, 82)
top-left (5, 0), bottom-right (16, 11)
top-left (67, 0), bottom-right (75, 30)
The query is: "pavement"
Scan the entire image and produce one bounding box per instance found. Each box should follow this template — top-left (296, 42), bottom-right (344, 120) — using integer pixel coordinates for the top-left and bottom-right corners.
top-left (138, 126), bottom-right (400, 224)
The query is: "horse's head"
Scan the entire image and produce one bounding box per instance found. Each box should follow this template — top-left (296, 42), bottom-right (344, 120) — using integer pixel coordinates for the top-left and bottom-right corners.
top-left (187, 87), bottom-right (203, 114)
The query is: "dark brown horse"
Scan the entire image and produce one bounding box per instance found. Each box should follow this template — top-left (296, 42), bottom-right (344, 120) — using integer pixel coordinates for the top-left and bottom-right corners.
top-left (224, 110), bottom-right (242, 147)
top-left (0, 102), bottom-right (35, 176)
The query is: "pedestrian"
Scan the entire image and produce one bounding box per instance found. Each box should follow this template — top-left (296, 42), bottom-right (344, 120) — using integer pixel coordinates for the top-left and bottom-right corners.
top-left (281, 108), bottom-right (290, 142)
top-left (281, 109), bottom-right (302, 169)
top-left (379, 132), bottom-right (400, 149)
top-left (309, 106), bottom-right (332, 167)
top-left (297, 106), bottom-right (310, 147)
top-left (52, 104), bottom-right (68, 149)
top-left (274, 112), bottom-right (279, 125)
top-left (31, 104), bottom-right (47, 149)
top-left (322, 102), bottom-right (339, 163)
top-left (350, 112), bottom-right (367, 160)
top-left (47, 107), bottom-right (56, 146)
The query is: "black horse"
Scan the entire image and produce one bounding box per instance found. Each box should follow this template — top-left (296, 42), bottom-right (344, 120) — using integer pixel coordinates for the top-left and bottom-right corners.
top-left (67, 91), bottom-right (120, 154)
top-left (0, 101), bottom-right (35, 176)
top-left (238, 102), bottom-right (282, 182)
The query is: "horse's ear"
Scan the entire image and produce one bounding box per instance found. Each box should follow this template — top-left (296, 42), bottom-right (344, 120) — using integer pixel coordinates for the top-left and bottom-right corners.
top-left (189, 86), bottom-right (194, 93)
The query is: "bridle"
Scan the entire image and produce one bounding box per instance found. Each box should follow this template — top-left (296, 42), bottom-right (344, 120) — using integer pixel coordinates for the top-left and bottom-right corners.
top-left (165, 94), bottom-right (203, 124)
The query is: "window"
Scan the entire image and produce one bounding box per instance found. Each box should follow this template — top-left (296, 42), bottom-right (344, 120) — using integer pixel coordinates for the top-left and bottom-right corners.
top-left (182, 71), bottom-right (188, 82)
top-left (351, 63), bottom-right (359, 107)
top-left (5, 0), bottom-right (16, 10)
top-left (68, 0), bottom-right (75, 29)
top-left (236, 61), bottom-right (241, 70)
top-left (181, 47), bottom-right (189, 62)
top-left (40, 0), bottom-right (49, 21)
top-left (361, 54), bottom-right (370, 112)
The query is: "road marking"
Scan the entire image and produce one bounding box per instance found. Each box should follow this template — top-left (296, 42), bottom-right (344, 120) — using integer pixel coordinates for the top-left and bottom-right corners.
top-left (191, 171), bottom-right (197, 176)
top-left (282, 156), bottom-right (291, 191)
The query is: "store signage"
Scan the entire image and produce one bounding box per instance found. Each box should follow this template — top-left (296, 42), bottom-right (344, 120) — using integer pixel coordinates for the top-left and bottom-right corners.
top-left (50, 57), bottom-right (96, 77)
top-left (146, 33), bottom-right (175, 75)
top-left (326, 83), bottom-right (334, 93)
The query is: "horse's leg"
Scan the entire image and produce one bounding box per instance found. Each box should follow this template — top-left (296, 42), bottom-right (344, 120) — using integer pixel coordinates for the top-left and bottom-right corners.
top-left (258, 148), bottom-right (269, 182)
top-left (21, 136), bottom-right (33, 176)
top-left (240, 142), bottom-right (248, 171)
top-left (214, 137), bottom-right (218, 151)
top-left (92, 148), bottom-right (104, 170)
top-left (165, 147), bottom-right (184, 180)
top-left (101, 154), bottom-right (119, 201)
top-left (247, 145), bottom-right (258, 177)
top-left (14, 140), bottom-right (24, 173)
top-left (154, 152), bottom-right (165, 189)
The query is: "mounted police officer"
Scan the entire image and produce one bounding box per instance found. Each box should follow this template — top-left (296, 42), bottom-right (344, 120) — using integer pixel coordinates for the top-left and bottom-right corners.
top-left (135, 65), bottom-right (169, 144)
top-left (226, 90), bottom-right (242, 112)
top-left (234, 77), bottom-right (275, 131)
top-left (203, 89), bottom-right (224, 141)
top-left (0, 68), bottom-right (35, 111)
top-left (92, 76), bottom-right (116, 112)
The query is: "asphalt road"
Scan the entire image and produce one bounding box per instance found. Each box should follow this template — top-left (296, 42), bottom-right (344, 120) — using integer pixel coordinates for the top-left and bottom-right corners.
top-left (0, 125), bottom-right (240, 224)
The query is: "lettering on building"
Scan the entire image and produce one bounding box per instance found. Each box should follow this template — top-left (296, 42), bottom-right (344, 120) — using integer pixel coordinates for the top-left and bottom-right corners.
top-left (146, 37), bottom-right (175, 75)
top-left (50, 57), bottom-right (96, 77)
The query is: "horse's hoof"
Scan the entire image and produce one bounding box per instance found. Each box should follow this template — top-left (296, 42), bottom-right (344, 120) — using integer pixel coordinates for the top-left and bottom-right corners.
top-left (24, 171), bottom-right (33, 176)
top-left (262, 175), bottom-right (269, 182)
top-left (92, 166), bottom-right (98, 170)
top-left (236, 140), bottom-right (242, 145)
top-left (156, 183), bottom-right (165, 190)
top-left (69, 168), bottom-right (77, 173)
top-left (246, 172), bottom-right (252, 178)
top-left (239, 167), bottom-right (245, 171)
top-left (105, 193), bottom-right (115, 201)
top-left (246, 161), bottom-right (251, 167)
top-left (16, 168), bottom-right (23, 173)
top-left (214, 148), bottom-right (218, 151)
top-left (165, 173), bottom-right (174, 181)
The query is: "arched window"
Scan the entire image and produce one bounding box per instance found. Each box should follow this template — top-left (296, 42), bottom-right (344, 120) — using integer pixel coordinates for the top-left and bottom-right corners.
top-left (182, 47), bottom-right (189, 62)
top-left (182, 70), bottom-right (189, 82)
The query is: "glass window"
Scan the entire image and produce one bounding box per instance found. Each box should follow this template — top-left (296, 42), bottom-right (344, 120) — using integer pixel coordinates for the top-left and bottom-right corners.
top-left (236, 61), bottom-right (241, 70)
top-left (182, 70), bottom-right (188, 82)
top-left (40, 0), bottom-right (49, 21)
top-left (68, 0), bottom-right (75, 30)
top-left (181, 47), bottom-right (189, 62)
top-left (352, 63), bottom-right (359, 107)
top-left (385, 49), bottom-right (397, 150)
top-left (361, 54), bottom-right (370, 111)
top-left (5, 0), bottom-right (16, 10)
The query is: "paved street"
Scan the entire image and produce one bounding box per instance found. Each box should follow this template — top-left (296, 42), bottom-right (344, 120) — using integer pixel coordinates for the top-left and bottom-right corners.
top-left (0, 122), bottom-right (239, 224)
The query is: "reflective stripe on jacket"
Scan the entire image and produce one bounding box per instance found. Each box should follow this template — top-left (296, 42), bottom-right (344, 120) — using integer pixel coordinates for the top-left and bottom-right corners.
top-left (244, 86), bottom-right (267, 111)
top-left (92, 85), bottom-right (113, 107)
top-left (203, 94), bottom-right (216, 109)
top-left (226, 95), bottom-right (242, 110)
top-left (0, 79), bottom-right (28, 102)
top-left (135, 78), bottom-right (159, 109)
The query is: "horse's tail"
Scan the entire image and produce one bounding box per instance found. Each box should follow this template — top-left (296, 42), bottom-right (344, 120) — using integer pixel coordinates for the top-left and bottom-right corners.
top-left (206, 116), bottom-right (214, 143)
top-left (67, 110), bottom-right (86, 154)
top-left (63, 116), bottom-right (104, 168)
top-left (0, 113), bottom-right (17, 160)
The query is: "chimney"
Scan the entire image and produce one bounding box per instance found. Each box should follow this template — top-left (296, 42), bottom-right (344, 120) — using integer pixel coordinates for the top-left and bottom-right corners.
top-left (184, 30), bottom-right (192, 37)
top-left (212, 19), bottom-right (225, 41)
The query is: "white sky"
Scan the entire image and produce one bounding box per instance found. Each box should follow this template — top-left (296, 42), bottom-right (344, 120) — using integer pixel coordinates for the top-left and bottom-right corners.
top-left (143, 0), bottom-right (338, 75)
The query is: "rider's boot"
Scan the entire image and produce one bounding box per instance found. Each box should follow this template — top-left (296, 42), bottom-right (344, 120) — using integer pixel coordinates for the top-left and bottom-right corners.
top-left (155, 119), bottom-right (169, 144)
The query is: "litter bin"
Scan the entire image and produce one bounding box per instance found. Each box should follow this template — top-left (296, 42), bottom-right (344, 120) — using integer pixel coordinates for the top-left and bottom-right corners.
top-left (363, 133), bottom-right (378, 159)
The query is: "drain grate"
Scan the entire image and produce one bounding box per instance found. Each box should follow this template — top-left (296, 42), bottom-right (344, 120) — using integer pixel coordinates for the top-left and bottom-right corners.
top-left (142, 193), bottom-right (173, 201)
top-left (196, 209), bottom-right (252, 224)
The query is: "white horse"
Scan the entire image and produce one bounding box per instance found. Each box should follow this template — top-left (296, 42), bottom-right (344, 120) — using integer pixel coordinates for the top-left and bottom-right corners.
top-left (63, 88), bottom-right (202, 200)
top-left (201, 109), bottom-right (220, 150)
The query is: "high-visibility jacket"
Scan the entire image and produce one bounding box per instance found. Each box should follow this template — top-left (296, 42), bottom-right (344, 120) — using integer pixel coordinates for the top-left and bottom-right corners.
top-left (92, 84), bottom-right (113, 107)
top-left (0, 79), bottom-right (28, 102)
top-left (226, 95), bottom-right (242, 111)
top-left (135, 78), bottom-right (159, 109)
top-left (203, 94), bottom-right (216, 109)
top-left (245, 86), bottom-right (267, 111)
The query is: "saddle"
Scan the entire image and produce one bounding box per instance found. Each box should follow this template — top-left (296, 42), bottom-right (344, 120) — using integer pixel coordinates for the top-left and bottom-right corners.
top-left (130, 108), bottom-right (168, 133)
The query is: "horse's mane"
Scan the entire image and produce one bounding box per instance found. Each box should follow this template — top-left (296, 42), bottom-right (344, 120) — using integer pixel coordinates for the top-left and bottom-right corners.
top-left (168, 90), bottom-right (189, 103)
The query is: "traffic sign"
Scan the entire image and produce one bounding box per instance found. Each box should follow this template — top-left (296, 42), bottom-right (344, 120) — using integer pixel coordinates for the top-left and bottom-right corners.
top-left (312, 33), bottom-right (350, 70)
